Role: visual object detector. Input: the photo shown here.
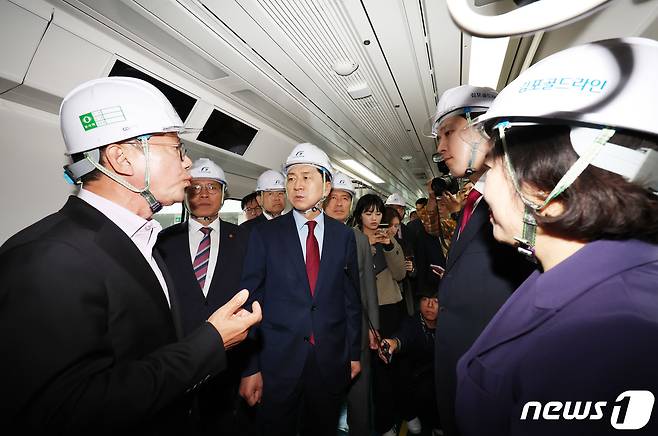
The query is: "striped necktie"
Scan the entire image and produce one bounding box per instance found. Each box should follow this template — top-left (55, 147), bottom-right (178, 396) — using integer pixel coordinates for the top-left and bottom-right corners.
top-left (193, 227), bottom-right (212, 290)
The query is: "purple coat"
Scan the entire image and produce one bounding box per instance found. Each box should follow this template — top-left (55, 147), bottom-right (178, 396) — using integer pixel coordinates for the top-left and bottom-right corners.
top-left (456, 239), bottom-right (658, 435)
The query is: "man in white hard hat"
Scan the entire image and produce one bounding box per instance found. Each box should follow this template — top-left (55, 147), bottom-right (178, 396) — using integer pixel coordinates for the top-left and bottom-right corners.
top-left (0, 77), bottom-right (261, 434)
top-left (240, 169), bottom-right (287, 233)
top-left (428, 85), bottom-right (534, 436)
top-left (157, 157), bottom-right (249, 434)
top-left (238, 143), bottom-right (362, 436)
top-left (324, 173), bottom-right (379, 436)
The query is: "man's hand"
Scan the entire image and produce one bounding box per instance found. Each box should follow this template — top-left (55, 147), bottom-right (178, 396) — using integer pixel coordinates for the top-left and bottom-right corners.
top-left (350, 361), bottom-right (361, 379)
top-left (239, 372), bottom-right (263, 406)
top-left (442, 192), bottom-right (462, 215)
top-left (368, 329), bottom-right (380, 350)
top-left (378, 338), bottom-right (398, 364)
top-left (207, 289), bottom-right (261, 349)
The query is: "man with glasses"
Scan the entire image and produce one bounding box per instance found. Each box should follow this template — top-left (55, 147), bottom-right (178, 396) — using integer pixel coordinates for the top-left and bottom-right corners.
top-left (0, 77), bottom-right (261, 434)
top-left (241, 192), bottom-right (262, 221)
top-left (157, 157), bottom-right (249, 435)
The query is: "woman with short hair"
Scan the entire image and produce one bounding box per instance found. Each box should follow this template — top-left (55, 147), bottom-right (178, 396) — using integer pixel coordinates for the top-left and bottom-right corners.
top-left (455, 37), bottom-right (658, 436)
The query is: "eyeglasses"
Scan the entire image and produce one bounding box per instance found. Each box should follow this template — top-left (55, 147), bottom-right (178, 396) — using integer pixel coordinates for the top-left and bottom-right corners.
top-left (244, 206), bottom-right (262, 213)
top-left (188, 182), bottom-right (222, 195)
top-left (123, 137), bottom-right (187, 162)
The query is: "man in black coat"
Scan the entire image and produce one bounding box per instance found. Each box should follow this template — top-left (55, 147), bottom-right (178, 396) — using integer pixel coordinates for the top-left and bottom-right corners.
top-left (157, 158), bottom-right (249, 435)
top-left (380, 288), bottom-right (440, 435)
top-left (0, 77), bottom-right (260, 435)
top-left (429, 85), bottom-right (535, 436)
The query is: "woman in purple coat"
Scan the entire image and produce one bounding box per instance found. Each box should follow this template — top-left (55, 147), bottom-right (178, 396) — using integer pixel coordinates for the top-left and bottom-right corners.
top-left (455, 38), bottom-right (658, 435)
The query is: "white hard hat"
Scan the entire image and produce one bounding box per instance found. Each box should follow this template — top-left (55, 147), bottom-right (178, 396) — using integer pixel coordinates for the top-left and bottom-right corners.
top-left (431, 85), bottom-right (497, 136)
top-left (476, 37), bottom-right (658, 192)
top-left (284, 142), bottom-right (334, 178)
top-left (385, 193), bottom-right (406, 207)
top-left (256, 170), bottom-right (286, 192)
top-left (60, 77), bottom-right (192, 155)
top-left (477, 38), bottom-right (658, 136)
top-left (331, 172), bottom-right (356, 197)
top-left (190, 158), bottom-right (226, 186)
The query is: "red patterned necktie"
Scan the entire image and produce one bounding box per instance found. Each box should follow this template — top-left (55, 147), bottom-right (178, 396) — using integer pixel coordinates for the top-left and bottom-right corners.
top-left (193, 227), bottom-right (212, 290)
top-left (305, 221), bottom-right (320, 345)
top-left (305, 221), bottom-right (320, 296)
top-left (458, 189), bottom-right (482, 235)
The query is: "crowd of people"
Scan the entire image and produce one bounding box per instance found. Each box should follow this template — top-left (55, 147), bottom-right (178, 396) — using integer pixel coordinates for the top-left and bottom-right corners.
top-left (1, 37), bottom-right (657, 436)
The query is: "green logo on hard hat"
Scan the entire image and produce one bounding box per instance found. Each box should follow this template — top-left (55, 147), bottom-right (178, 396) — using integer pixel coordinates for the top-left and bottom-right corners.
top-left (79, 107), bottom-right (127, 131)
top-left (79, 113), bottom-right (97, 131)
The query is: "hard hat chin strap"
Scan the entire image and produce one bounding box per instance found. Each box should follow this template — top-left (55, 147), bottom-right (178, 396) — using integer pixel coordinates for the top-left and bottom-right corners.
top-left (496, 122), bottom-right (615, 260)
top-left (464, 110), bottom-right (478, 176)
top-left (84, 135), bottom-right (163, 213)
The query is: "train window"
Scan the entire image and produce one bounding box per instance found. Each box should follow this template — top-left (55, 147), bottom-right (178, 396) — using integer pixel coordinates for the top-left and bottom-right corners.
top-left (218, 198), bottom-right (244, 225)
top-left (152, 202), bottom-right (185, 229)
top-left (197, 109), bottom-right (258, 156)
top-left (109, 60), bottom-right (196, 121)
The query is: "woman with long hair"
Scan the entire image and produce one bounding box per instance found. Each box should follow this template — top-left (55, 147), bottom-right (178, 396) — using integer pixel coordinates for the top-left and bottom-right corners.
top-left (353, 194), bottom-right (407, 436)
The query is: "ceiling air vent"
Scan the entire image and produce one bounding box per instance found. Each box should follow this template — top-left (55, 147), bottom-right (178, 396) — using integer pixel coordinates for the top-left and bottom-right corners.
top-left (197, 109), bottom-right (258, 156)
top-left (109, 60), bottom-right (196, 121)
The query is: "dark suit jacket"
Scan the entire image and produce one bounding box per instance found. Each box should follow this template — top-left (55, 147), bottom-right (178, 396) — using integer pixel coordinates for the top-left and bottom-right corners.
top-left (238, 213), bottom-right (267, 236)
top-left (435, 197), bottom-right (535, 435)
top-left (240, 212), bottom-right (361, 393)
top-left (0, 196), bottom-right (226, 435)
top-left (156, 219), bottom-right (246, 336)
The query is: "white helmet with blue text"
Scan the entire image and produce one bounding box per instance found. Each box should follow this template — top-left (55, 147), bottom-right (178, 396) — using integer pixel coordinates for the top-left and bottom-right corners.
top-left (475, 37), bottom-right (658, 257)
top-left (256, 170), bottom-right (286, 192)
top-left (431, 85), bottom-right (497, 137)
top-left (190, 158), bottom-right (227, 186)
top-left (331, 172), bottom-right (356, 197)
top-left (284, 142), bottom-right (334, 179)
top-left (477, 37), bottom-right (658, 193)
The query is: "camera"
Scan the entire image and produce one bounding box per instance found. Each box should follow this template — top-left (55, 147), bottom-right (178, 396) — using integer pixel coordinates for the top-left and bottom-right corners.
top-left (431, 175), bottom-right (460, 197)
top-left (380, 339), bottom-right (393, 364)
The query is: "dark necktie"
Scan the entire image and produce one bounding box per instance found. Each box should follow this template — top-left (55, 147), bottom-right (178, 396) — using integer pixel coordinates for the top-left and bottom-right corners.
top-left (193, 227), bottom-right (212, 290)
top-left (458, 189), bottom-right (482, 236)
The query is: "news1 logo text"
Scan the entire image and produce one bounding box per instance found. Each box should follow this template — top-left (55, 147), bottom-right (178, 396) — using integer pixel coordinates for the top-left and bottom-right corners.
top-left (521, 390), bottom-right (655, 430)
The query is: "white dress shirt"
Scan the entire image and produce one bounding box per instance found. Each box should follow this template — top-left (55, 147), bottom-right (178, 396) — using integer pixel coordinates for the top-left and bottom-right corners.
top-left (78, 188), bottom-right (170, 307)
top-left (188, 218), bottom-right (221, 297)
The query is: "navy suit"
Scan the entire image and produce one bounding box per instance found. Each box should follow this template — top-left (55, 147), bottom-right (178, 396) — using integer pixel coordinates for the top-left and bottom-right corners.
top-left (157, 220), bottom-right (246, 334)
top-left (435, 197), bottom-right (535, 435)
top-left (240, 212), bottom-right (361, 436)
top-left (157, 219), bottom-right (248, 435)
top-left (239, 213), bottom-right (267, 235)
